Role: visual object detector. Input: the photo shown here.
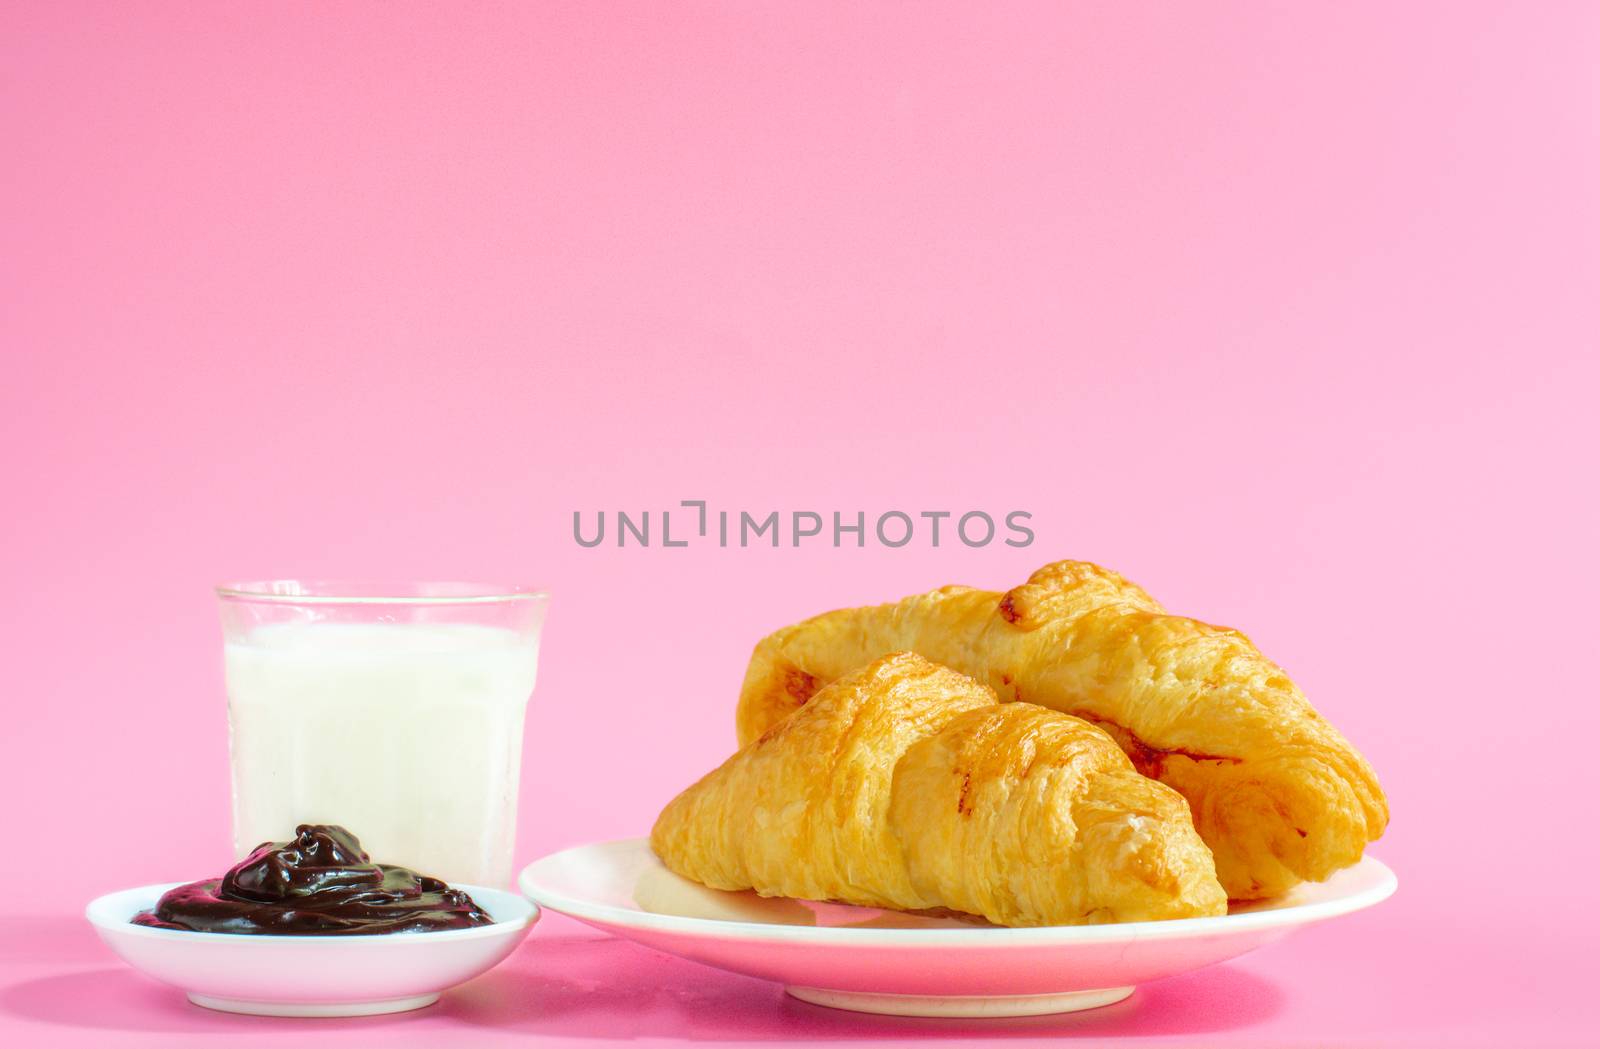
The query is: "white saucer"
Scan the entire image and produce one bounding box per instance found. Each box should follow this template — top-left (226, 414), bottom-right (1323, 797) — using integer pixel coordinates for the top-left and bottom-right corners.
top-left (519, 838), bottom-right (1395, 1018)
top-left (86, 882), bottom-right (537, 1017)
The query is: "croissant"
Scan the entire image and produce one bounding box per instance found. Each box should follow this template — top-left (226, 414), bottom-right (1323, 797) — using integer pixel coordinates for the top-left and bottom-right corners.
top-left (653, 652), bottom-right (1227, 926)
top-left (735, 560), bottom-right (1387, 900)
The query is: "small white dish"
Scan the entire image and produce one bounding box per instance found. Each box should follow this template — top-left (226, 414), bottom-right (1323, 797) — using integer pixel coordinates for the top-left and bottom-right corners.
top-left (86, 882), bottom-right (538, 1017)
top-left (520, 838), bottom-right (1396, 1018)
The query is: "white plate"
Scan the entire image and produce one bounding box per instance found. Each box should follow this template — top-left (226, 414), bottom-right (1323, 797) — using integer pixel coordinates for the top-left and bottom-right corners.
top-left (519, 838), bottom-right (1396, 1018)
top-left (86, 882), bottom-right (538, 1017)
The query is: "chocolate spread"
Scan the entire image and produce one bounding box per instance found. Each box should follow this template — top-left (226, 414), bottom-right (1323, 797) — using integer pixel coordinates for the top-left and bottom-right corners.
top-left (131, 824), bottom-right (495, 935)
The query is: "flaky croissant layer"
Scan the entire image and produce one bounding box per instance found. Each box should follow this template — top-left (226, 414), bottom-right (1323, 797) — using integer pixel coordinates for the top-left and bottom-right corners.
top-left (653, 653), bottom-right (1227, 926)
top-left (735, 560), bottom-right (1388, 900)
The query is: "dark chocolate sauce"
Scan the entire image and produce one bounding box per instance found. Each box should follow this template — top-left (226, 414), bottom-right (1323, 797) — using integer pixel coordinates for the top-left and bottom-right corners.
top-left (131, 825), bottom-right (495, 935)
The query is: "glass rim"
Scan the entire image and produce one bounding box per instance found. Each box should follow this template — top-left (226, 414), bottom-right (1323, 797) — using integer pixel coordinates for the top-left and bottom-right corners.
top-left (214, 580), bottom-right (550, 606)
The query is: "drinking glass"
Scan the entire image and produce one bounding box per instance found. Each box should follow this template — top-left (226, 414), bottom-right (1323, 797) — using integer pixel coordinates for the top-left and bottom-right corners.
top-left (216, 581), bottom-right (549, 887)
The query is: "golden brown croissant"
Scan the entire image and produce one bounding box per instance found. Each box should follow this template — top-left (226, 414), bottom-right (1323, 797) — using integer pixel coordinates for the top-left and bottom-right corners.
top-left (653, 652), bottom-right (1227, 926)
top-left (735, 561), bottom-right (1387, 900)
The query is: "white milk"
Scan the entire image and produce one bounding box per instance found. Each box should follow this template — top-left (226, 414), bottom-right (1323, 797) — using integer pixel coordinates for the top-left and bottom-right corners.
top-left (225, 621), bottom-right (539, 886)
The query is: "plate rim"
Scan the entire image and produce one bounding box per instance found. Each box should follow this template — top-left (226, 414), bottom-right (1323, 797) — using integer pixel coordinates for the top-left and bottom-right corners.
top-left (518, 837), bottom-right (1397, 948)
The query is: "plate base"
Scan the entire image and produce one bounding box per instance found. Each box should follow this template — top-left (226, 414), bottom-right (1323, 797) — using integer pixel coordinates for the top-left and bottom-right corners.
top-left (785, 984), bottom-right (1134, 1017)
top-left (187, 992), bottom-right (441, 1017)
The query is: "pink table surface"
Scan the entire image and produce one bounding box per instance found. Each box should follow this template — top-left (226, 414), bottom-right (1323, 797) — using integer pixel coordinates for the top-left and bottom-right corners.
top-left (2, 902), bottom-right (1591, 1048)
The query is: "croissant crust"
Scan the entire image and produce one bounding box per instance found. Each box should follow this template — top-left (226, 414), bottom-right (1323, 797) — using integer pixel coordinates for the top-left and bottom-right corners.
top-left (735, 561), bottom-right (1388, 899)
top-left (654, 653), bottom-right (1227, 926)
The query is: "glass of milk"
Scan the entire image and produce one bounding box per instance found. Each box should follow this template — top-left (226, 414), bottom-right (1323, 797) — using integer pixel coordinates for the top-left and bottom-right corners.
top-left (216, 581), bottom-right (549, 887)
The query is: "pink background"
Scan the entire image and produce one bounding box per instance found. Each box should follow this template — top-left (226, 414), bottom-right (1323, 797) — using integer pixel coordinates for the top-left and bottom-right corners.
top-left (3, 3), bottom-right (1597, 1046)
